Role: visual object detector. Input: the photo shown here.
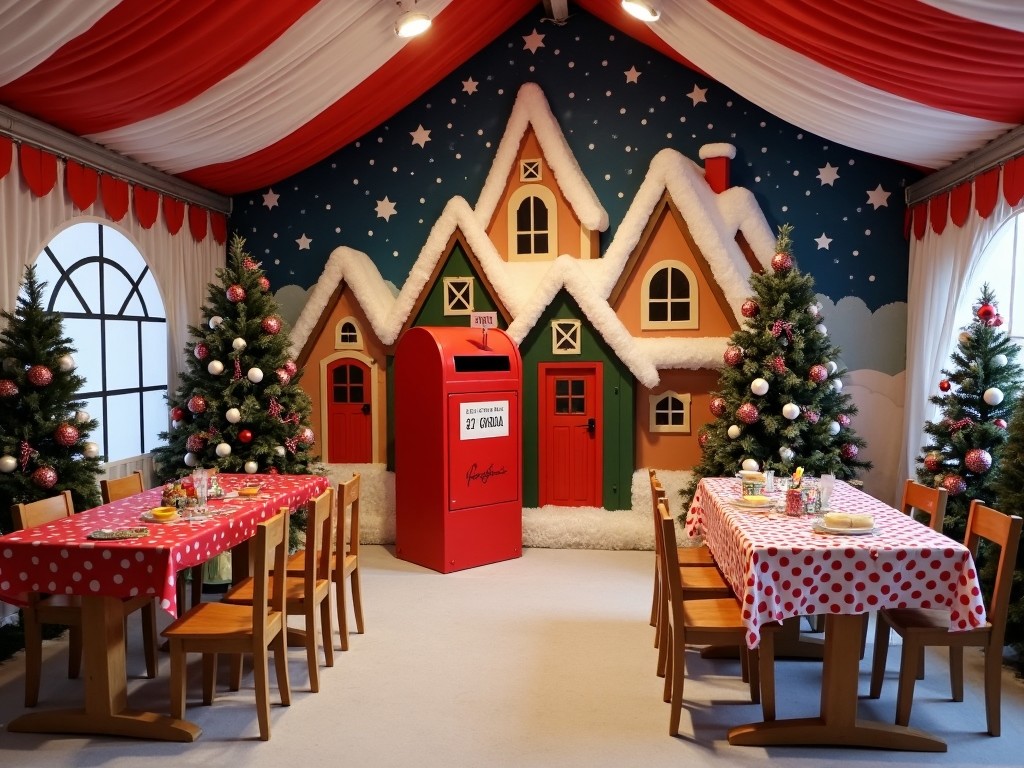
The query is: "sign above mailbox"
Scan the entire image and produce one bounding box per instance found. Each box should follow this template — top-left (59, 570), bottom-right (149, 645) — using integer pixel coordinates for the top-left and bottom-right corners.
top-left (470, 312), bottom-right (497, 328)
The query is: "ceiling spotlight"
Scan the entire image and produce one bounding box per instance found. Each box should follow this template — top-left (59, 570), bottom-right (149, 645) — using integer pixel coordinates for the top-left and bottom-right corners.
top-left (621, 1), bottom-right (660, 22)
top-left (395, 1), bottom-right (431, 38)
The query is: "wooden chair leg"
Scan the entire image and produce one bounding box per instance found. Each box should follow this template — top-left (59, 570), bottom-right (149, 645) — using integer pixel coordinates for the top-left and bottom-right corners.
top-left (869, 613), bottom-right (891, 698)
top-left (141, 600), bottom-right (158, 678)
top-left (190, 565), bottom-right (203, 608)
top-left (351, 568), bottom-right (364, 634)
top-left (169, 641), bottom-right (187, 720)
top-left (202, 652), bottom-right (218, 705)
top-left (983, 645), bottom-right (1001, 736)
top-left (320, 597), bottom-right (334, 668)
top-left (67, 625), bottom-right (83, 679)
top-left (23, 613), bottom-right (43, 707)
top-left (662, 632), bottom-right (673, 704)
top-left (272, 632), bottom-right (292, 707)
top-left (228, 653), bottom-right (243, 691)
top-left (650, 565), bottom-right (660, 629)
top-left (253, 647), bottom-right (271, 741)
top-left (759, 631), bottom-right (776, 721)
top-left (668, 632), bottom-right (685, 736)
top-left (175, 579), bottom-right (188, 617)
top-left (655, 601), bottom-right (669, 678)
top-left (336, 578), bottom-right (349, 651)
top-left (950, 646), bottom-right (964, 701)
top-left (306, 604), bottom-right (321, 693)
top-left (895, 641), bottom-right (922, 726)
top-left (746, 647), bottom-right (760, 705)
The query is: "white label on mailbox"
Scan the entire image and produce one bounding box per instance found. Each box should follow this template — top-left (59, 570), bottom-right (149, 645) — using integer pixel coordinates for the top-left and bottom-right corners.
top-left (470, 312), bottom-right (497, 328)
top-left (460, 400), bottom-right (509, 441)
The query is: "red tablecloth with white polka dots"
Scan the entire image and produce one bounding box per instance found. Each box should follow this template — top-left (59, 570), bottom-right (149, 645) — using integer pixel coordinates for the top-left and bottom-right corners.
top-left (684, 477), bottom-right (986, 649)
top-left (0, 473), bottom-right (330, 616)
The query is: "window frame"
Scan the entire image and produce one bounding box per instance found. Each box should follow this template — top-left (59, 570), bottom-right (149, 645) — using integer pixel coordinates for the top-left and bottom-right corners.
top-left (649, 391), bottom-right (691, 434)
top-left (641, 260), bottom-right (699, 330)
top-left (551, 319), bottom-right (582, 355)
top-left (443, 276), bottom-right (475, 315)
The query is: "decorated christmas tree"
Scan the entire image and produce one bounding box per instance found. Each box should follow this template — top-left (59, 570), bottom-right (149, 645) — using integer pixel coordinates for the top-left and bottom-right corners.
top-left (682, 224), bottom-right (870, 506)
top-left (916, 284), bottom-right (1023, 543)
top-left (151, 234), bottom-right (318, 484)
top-left (991, 389), bottom-right (1024, 668)
top-left (0, 265), bottom-right (103, 532)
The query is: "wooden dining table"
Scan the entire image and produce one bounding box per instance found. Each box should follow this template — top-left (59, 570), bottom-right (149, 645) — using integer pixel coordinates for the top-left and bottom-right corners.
top-left (0, 472), bottom-right (330, 742)
top-left (685, 477), bottom-right (986, 752)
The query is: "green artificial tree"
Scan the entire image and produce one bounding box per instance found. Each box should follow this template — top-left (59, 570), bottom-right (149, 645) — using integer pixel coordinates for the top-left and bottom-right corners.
top-left (915, 284), bottom-right (1022, 544)
top-left (682, 224), bottom-right (870, 507)
top-left (0, 265), bottom-right (103, 532)
top-left (151, 233), bottom-right (319, 488)
top-left (991, 389), bottom-right (1024, 669)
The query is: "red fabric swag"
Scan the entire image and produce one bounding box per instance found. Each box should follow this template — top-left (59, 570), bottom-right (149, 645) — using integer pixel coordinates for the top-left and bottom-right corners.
top-left (211, 212), bottom-right (227, 245)
top-left (19, 145), bottom-right (58, 197)
top-left (974, 167), bottom-right (1000, 219)
top-left (949, 182), bottom-right (972, 228)
top-left (163, 196), bottom-right (185, 235)
top-left (1002, 155), bottom-right (1024, 208)
top-left (188, 205), bottom-right (208, 242)
top-left (929, 192), bottom-right (949, 235)
top-left (66, 160), bottom-right (98, 211)
top-left (0, 136), bottom-right (12, 180)
top-left (133, 185), bottom-right (160, 228)
top-left (101, 175), bottom-right (129, 221)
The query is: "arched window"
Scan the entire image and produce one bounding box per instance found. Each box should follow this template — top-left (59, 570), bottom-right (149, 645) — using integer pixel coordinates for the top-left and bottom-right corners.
top-left (507, 184), bottom-right (557, 260)
top-left (335, 317), bottom-right (361, 349)
top-left (33, 222), bottom-right (167, 462)
top-left (649, 391), bottom-right (691, 433)
top-left (954, 212), bottom-right (1023, 344)
top-left (642, 260), bottom-right (699, 330)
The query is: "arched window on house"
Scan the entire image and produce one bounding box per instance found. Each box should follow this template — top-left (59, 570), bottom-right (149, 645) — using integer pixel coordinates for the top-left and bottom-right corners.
top-left (335, 317), bottom-right (361, 349)
top-left (649, 391), bottom-right (691, 433)
top-left (507, 185), bottom-right (557, 260)
top-left (642, 260), bottom-right (699, 330)
top-left (33, 221), bottom-right (168, 462)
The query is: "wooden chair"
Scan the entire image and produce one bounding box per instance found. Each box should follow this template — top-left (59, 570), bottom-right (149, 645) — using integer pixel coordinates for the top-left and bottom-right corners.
top-left (286, 473), bottom-right (364, 651)
top-left (11, 490), bottom-right (158, 707)
top-left (900, 478), bottom-right (948, 532)
top-left (162, 510), bottom-right (292, 741)
top-left (101, 469), bottom-right (205, 612)
top-left (224, 488), bottom-right (335, 691)
top-left (868, 500), bottom-right (1022, 736)
top-left (658, 500), bottom-right (773, 735)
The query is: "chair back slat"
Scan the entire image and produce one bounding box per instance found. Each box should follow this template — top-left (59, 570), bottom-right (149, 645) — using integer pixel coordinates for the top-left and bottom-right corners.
top-left (901, 479), bottom-right (947, 532)
top-left (964, 501), bottom-right (1023, 639)
top-left (306, 488), bottom-right (335, 591)
top-left (650, 471), bottom-right (666, 557)
top-left (339, 473), bottom-right (360, 558)
top-left (253, 509), bottom-right (289, 646)
top-left (658, 500), bottom-right (682, 605)
top-left (12, 490), bottom-right (75, 530)
top-left (100, 471), bottom-right (144, 504)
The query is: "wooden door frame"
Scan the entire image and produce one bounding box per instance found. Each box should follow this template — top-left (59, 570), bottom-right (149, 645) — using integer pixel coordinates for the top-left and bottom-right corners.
top-left (537, 361), bottom-right (603, 507)
top-left (320, 351), bottom-right (380, 463)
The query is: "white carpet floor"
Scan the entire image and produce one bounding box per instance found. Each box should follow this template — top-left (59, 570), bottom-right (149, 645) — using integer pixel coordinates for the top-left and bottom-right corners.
top-left (0, 543), bottom-right (1022, 768)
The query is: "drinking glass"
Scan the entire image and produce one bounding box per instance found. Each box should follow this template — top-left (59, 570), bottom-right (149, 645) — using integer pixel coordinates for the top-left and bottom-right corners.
top-left (819, 474), bottom-right (835, 511)
top-left (192, 468), bottom-right (209, 517)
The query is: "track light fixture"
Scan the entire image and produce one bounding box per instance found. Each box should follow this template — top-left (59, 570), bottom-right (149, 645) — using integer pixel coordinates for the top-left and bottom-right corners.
top-left (621, 1), bottom-right (660, 22)
top-left (395, 1), bottom-right (432, 38)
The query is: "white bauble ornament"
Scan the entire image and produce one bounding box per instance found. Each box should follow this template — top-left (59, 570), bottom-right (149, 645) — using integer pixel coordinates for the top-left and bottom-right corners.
top-left (83, 441), bottom-right (100, 458)
top-left (215, 442), bottom-right (232, 457)
top-left (983, 387), bottom-right (1004, 406)
top-left (782, 403), bottom-right (801, 420)
top-left (225, 407), bottom-right (242, 424)
top-left (815, 323), bottom-right (828, 336)
top-left (232, 337), bottom-right (247, 351)
top-left (209, 315), bottom-right (223, 329)
top-left (741, 458), bottom-right (760, 471)
top-left (832, 379), bottom-right (844, 392)
top-left (244, 460), bottom-right (259, 474)
top-left (274, 445), bottom-right (286, 457)
top-left (827, 361), bottom-right (838, 374)
top-left (750, 378), bottom-right (770, 396)
top-left (828, 420), bottom-right (841, 435)
top-left (779, 446), bottom-right (795, 462)
top-left (727, 425), bottom-right (742, 439)
top-left (58, 354), bottom-right (75, 371)
top-left (808, 303), bottom-right (819, 316)
top-left (992, 354), bottom-right (1008, 367)
top-left (207, 360), bottom-right (225, 375)
top-left (247, 367), bottom-right (264, 383)
top-left (0, 455), bottom-right (16, 473)
top-left (172, 420), bottom-right (181, 429)
top-left (75, 409), bottom-right (90, 423)
top-left (184, 452), bottom-right (198, 467)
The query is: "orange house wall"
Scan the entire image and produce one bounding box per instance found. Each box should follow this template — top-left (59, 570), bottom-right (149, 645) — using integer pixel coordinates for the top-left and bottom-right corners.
top-left (485, 128), bottom-right (595, 259)
top-left (636, 368), bottom-right (721, 470)
top-left (298, 289), bottom-right (389, 462)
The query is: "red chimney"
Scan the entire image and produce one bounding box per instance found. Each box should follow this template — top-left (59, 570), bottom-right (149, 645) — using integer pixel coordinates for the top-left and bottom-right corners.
top-left (699, 143), bottom-right (736, 194)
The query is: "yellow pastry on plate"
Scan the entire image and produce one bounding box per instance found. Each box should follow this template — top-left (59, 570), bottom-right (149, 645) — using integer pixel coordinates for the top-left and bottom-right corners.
top-left (149, 506), bottom-right (177, 520)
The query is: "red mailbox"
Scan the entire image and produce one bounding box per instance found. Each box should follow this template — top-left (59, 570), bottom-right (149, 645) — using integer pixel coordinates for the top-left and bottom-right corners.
top-left (395, 326), bottom-right (522, 573)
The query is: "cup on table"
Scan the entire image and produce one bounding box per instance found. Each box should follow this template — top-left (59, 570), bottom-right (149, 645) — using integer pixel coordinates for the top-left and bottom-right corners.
top-left (819, 474), bottom-right (835, 510)
top-left (192, 468), bottom-right (209, 515)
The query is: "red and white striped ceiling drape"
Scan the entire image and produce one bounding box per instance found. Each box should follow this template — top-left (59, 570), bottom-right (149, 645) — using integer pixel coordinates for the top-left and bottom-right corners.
top-left (0, 134), bottom-right (226, 244)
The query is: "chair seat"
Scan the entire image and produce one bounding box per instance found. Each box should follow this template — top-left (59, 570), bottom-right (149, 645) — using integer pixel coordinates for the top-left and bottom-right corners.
top-left (677, 545), bottom-right (715, 567)
top-left (680, 596), bottom-right (748, 632)
top-left (223, 575), bottom-right (331, 606)
top-left (680, 566), bottom-right (733, 596)
top-left (284, 549), bottom-right (357, 579)
top-left (882, 607), bottom-right (992, 639)
top-left (163, 601), bottom-right (281, 641)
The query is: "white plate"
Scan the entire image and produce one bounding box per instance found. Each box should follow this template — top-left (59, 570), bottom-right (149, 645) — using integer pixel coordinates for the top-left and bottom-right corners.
top-left (813, 521), bottom-right (876, 536)
top-left (140, 510), bottom-right (179, 524)
top-left (733, 497), bottom-right (774, 509)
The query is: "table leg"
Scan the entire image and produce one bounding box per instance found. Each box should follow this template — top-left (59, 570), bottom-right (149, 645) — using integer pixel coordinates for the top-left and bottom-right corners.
top-left (7, 595), bottom-right (201, 742)
top-left (727, 614), bottom-right (946, 752)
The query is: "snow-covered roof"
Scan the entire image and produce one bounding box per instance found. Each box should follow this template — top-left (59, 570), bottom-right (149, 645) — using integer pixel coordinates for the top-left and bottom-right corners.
top-left (474, 82), bottom-right (609, 234)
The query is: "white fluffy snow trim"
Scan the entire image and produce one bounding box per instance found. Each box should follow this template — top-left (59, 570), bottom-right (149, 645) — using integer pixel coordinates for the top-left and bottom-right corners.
top-left (698, 142), bottom-right (736, 160)
top-left (506, 255), bottom-right (660, 387)
top-left (715, 186), bottom-right (776, 267)
top-left (289, 246), bottom-right (398, 358)
top-left (635, 336), bottom-right (732, 370)
top-left (474, 82), bottom-right (608, 233)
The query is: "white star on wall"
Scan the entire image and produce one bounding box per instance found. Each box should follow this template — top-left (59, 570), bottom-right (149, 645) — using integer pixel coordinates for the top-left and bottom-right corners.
top-left (816, 163), bottom-right (840, 186)
top-left (866, 184), bottom-right (891, 209)
top-left (462, 77), bottom-right (478, 94)
top-left (375, 197), bottom-right (397, 221)
top-left (687, 85), bottom-right (707, 106)
top-left (296, 233), bottom-right (312, 250)
top-left (624, 66), bottom-right (641, 83)
top-left (410, 125), bottom-right (431, 148)
top-left (814, 233), bottom-right (833, 250)
top-left (262, 188), bottom-right (279, 209)
top-left (522, 29), bottom-right (545, 54)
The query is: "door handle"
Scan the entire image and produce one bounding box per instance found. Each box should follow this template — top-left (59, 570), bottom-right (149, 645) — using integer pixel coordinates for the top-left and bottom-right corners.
top-left (586, 417), bottom-right (596, 433)
top-left (361, 403), bottom-right (371, 415)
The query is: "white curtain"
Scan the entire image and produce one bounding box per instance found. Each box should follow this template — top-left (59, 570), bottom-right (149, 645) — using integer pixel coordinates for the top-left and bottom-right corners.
top-left (897, 183), bottom-right (1022, 498)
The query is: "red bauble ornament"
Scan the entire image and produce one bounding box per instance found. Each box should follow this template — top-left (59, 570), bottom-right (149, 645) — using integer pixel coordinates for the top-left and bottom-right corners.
top-left (804, 410), bottom-right (820, 424)
top-left (27, 365), bottom-right (53, 387)
top-left (992, 314), bottom-right (1004, 327)
top-left (741, 299), bottom-right (760, 318)
top-left (0, 379), bottom-right (18, 398)
top-left (837, 413), bottom-right (851, 427)
top-left (32, 466), bottom-right (57, 489)
top-left (187, 395), bottom-right (207, 414)
top-left (267, 466), bottom-right (280, 475)
top-left (698, 431), bottom-right (710, 449)
top-left (736, 403), bottom-right (759, 424)
top-left (171, 406), bottom-right (185, 422)
top-left (299, 427), bottom-right (315, 445)
top-left (938, 379), bottom-right (951, 392)
top-left (261, 316), bottom-right (282, 335)
top-left (994, 418), bottom-right (1008, 429)
top-left (943, 474), bottom-right (967, 496)
top-left (724, 345), bottom-right (744, 366)
top-left (54, 423), bottom-right (79, 447)
top-left (186, 434), bottom-right (207, 453)
top-left (238, 429), bottom-right (253, 444)
top-left (808, 364), bottom-right (828, 383)
top-left (709, 396), bottom-right (727, 417)
top-left (965, 448), bottom-right (992, 474)
top-left (276, 368), bottom-right (291, 385)
top-left (242, 257), bottom-right (258, 271)
top-left (283, 360), bottom-right (298, 376)
top-left (771, 356), bottom-right (787, 374)
top-left (977, 303), bottom-right (996, 321)
top-left (923, 451), bottom-right (943, 472)
top-left (840, 443), bottom-right (859, 460)
top-left (771, 251), bottom-right (793, 273)
top-left (193, 343), bottom-right (209, 361)
top-left (258, 276), bottom-right (271, 292)
top-left (226, 284), bottom-right (246, 302)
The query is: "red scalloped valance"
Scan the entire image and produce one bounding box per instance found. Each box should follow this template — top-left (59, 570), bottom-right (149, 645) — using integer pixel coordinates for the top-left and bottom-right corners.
top-left (913, 158), bottom-right (1024, 240)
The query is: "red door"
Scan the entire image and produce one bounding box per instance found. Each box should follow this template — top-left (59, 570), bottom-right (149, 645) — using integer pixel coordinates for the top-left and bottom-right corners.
top-left (538, 363), bottom-right (602, 507)
top-left (326, 358), bottom-right (372, 463)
